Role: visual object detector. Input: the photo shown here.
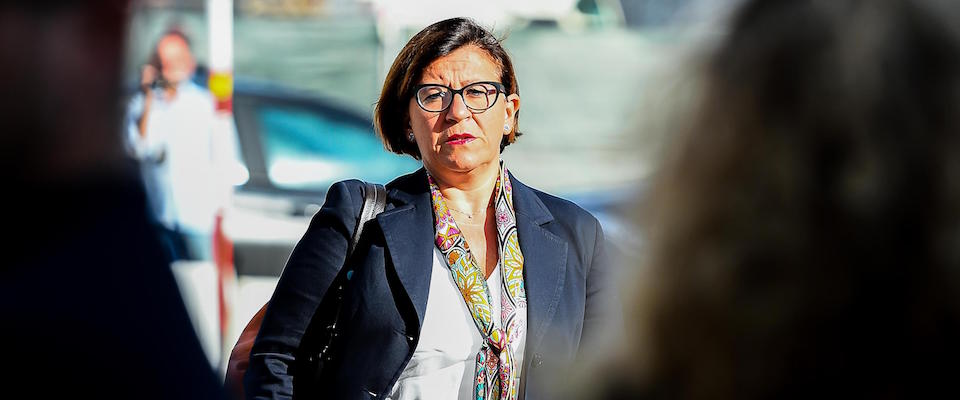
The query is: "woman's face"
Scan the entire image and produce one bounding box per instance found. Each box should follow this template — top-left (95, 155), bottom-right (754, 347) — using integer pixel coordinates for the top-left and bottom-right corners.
top-left (407, 45), bottom-right (520, 178)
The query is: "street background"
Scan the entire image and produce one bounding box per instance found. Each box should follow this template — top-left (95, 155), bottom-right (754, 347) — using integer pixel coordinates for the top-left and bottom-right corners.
top-left (124, 0), bottom-right (739, 376)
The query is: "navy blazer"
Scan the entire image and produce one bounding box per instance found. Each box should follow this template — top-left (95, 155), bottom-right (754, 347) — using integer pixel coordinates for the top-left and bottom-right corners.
top-left (245, 168), bottom-right (621, 399)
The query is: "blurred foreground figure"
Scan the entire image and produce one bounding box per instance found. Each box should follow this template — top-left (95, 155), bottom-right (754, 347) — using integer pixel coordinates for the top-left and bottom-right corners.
top-left (621, 0), bottom-right (960, 398)
top-left (0, 1), bottom-right (225, 398)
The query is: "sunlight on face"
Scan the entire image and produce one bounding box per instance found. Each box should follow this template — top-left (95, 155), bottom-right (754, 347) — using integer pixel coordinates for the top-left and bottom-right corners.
top-left (157, 35), bottom-right (195, 85)
top-left (408, 45), bottom-right (520, 179)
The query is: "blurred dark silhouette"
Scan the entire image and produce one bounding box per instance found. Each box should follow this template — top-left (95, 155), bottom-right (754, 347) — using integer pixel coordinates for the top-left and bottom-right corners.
top-left (613, 0), bottom-right (960, 398)
top-left (1, 1), bottom-right (225, 398)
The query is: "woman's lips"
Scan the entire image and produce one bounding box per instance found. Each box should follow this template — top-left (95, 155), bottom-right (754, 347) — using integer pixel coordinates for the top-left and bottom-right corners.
top-left (445, 134), bottom-right (476, 145)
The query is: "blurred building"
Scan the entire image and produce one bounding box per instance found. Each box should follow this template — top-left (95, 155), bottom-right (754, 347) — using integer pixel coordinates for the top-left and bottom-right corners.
top-left (127, 0), bottom-right (718, 195)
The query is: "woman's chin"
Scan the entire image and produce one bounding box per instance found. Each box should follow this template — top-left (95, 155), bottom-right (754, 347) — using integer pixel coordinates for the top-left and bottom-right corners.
top-left (429, 156), bottom-right (497, 176)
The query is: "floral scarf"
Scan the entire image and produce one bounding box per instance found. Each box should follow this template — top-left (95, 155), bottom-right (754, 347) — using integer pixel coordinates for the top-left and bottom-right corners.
top-left (428, 163), bottom-right (526, 400)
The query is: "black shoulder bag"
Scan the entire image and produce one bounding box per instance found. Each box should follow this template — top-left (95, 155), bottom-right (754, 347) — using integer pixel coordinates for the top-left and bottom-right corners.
top-left (224, 182), bottom-right (386, 399)
top-left (293, 181), bottom-right (387, 395)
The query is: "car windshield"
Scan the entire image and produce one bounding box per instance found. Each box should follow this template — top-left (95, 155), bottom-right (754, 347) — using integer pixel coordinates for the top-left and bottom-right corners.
top-left (257, 105), bottom-right (419, 190)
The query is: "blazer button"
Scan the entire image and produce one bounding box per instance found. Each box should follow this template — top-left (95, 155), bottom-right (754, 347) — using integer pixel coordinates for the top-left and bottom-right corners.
top-left (532, 353), bottom-right (543, 368)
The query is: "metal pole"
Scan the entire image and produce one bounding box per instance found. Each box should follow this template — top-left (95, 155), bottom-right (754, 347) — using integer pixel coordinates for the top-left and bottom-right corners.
top-left (206, 0), bottom-right (235, 377)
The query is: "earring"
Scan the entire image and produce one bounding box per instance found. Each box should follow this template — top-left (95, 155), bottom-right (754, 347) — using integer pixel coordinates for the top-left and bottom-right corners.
top-left (407, 132), bottom-right (415, 142)
top-left (504, 124), bottom-right (511, 132)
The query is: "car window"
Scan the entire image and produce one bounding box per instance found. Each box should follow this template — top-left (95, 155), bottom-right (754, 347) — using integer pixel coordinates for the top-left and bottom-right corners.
top-left (257, 106), bottom-right (419, 190)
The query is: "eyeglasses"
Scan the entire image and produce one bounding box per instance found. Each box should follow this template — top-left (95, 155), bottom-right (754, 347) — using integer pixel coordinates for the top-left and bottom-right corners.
top-left (413, 81), bottom-right (506, 113)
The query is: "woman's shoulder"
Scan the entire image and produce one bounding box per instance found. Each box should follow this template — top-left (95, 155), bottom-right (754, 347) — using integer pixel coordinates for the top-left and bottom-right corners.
top-left (511, 176), bottom-right (601, 229)
top-left (383, 168), bottom-right (427, 191)
top-left (326, 169), bottom-right (417, 200)
top-left (323, 179), bottom-right (368, 206)
top-left (324, 168), bottom-right (425, 207)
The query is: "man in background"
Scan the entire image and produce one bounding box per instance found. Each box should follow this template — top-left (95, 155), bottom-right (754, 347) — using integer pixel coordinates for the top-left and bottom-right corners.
top-left (127, 29), bottom-right (228, 262)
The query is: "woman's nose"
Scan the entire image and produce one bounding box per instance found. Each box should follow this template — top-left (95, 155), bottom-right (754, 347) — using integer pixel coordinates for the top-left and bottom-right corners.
top-left (445, 93), bottom-right (472, 123)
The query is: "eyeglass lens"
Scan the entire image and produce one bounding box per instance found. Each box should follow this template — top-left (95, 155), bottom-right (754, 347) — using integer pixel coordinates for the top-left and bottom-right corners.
top-left (417, 82), bottom-right (501, 112)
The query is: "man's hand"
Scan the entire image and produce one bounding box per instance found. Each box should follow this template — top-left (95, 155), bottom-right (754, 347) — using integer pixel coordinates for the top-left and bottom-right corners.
top-left (140, 64), bottom-right (158, 93)
top-left (137, 64), bottom-right (158, 138)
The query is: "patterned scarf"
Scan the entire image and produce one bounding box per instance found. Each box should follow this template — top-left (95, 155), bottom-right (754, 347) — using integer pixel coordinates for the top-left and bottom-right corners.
top-left (429, 163), bottom-right (527, 400)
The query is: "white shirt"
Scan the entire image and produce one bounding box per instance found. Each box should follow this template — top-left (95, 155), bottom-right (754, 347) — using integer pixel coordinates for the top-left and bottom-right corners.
top-left (387, 248), bottom-right (526, 400)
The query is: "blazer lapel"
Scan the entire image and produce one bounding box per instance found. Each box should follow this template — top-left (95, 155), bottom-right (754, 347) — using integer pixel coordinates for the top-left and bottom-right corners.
top-left (510, 173), bottom-right (568, 370)
top-left (374, 168), bottom-right (569, 351)
top-left (377, 168), bottom-right (435, 330)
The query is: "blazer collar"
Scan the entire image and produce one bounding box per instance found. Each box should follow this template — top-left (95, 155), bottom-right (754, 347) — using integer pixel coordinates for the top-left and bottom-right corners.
top-left (383, 167), bottom-right (430, 207)
top-left (377, 167), bottom-right (568, 360)
top-left (507, 170), bottom-right (554, 226)
top-left (508, 172), bottom-right (568, 374)
top-left (377, 168), bottom-right (435, 328)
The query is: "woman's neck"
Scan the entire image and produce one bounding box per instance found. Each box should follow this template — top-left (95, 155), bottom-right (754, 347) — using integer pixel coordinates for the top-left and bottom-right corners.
top-left (428, 161), bottom-right (501, 215)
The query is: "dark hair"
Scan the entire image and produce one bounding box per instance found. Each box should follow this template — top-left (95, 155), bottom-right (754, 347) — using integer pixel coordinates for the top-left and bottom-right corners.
top-left (627, 0), bottom-right (960, 398)
top-left (374, 17), bottom-right (521, 159)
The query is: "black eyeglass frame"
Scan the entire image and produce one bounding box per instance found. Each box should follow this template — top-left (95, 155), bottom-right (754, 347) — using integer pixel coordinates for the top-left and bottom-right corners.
top-left (412, 81), bottom-right (507, 113)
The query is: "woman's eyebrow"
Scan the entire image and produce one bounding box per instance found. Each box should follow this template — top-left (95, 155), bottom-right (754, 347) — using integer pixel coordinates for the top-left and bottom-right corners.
top-left (418, 80), bottom-right (489, 88)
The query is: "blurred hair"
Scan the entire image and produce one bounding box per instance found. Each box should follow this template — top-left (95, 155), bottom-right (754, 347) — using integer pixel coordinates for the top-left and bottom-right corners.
top-left (0, 0), bottom-right (132, 181)
top-left (148, 27), bottom-right (192, 68)
top-left (374, 17), bottom-right (521, 160)
top-left (629, 0), bottom-right (960, 398)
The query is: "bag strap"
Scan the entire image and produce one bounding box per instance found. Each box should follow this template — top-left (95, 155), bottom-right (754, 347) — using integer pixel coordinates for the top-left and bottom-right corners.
top-left (309, 182), bottom-right (386, 373)
top-left (348, 182), bottom-right (387, 257)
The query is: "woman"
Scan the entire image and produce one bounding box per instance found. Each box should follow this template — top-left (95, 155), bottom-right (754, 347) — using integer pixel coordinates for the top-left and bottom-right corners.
top-left (244, 17), bottom-right (620, 399)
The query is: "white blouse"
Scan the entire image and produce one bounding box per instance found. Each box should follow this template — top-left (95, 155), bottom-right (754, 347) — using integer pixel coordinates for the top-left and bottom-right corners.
top-left (387, 248), bottom-right (527, 400)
